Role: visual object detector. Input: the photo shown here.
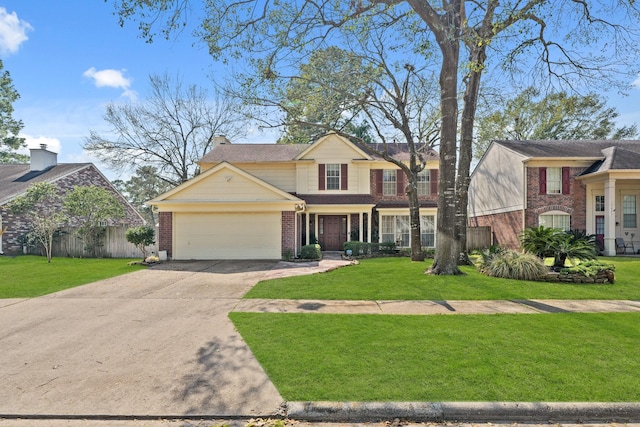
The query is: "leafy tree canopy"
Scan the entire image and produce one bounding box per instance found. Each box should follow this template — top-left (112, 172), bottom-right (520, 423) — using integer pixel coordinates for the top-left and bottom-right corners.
top-left (113, 165), bottom-right (171, 225)
top-left (475, 88), bottom-right (639, 158)
top-left (0, 59), bottom-right (26, 163)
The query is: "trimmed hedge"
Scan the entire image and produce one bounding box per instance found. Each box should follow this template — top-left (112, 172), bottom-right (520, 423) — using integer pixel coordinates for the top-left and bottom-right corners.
top-left (300, 244), bottom-right (322, 260)
top-left (344, 241), bottom-right (397, 256)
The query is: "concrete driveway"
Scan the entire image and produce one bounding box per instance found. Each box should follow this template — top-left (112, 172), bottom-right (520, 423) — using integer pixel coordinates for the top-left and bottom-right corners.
top-left (0, 260), bottom-right (286, 417)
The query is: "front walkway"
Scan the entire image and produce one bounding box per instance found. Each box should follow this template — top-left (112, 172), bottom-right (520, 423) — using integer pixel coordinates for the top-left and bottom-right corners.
top-left (234, 298), bottom-right (640, 315)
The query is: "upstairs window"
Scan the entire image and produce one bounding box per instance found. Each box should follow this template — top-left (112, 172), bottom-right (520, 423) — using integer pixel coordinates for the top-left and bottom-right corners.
top-left (595, 195), bottom-right (605, 212)
top-left (326, 164), bottom-right (340, 190)
top-left (318, 164), bottom-right (348, 190)
top-left (383, 170), bottom-right (397, 196)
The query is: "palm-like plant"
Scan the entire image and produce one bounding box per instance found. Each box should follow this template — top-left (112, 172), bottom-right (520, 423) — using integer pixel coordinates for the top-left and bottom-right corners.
top-left (548, 232), bottom-right (597, 269)
top-left (520, 226), bottom-right (559, 259)
top-left (521, 226), bottom-right (597, 269)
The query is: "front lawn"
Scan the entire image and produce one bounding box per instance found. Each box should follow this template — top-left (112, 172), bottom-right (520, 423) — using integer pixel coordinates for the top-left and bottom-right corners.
top-left (0, 255), bottom-right (146, 298)
top-left (231, 311), bottom-right (640, 401)
top-left (244, 256), bottom-right (640, 300)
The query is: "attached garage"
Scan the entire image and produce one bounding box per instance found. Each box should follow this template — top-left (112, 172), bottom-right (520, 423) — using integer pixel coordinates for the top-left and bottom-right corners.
top-left (150, 162), bottom-right (303, 260)
top-left (173, 212), bottom-right (281, 260)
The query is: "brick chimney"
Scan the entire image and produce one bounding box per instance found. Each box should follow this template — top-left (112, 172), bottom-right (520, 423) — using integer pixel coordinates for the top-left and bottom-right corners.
top-left (30, 144), bottom-right (58, 171)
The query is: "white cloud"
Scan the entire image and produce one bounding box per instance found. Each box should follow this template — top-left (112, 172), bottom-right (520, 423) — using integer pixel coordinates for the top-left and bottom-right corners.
top-left (0, 7), bottom-right (33, 56)
top-left (23, 135), bottom-right (62, 154)
top-left (633, 73), bottom-right (640, 89)
top-left (83, 67), bottom-right (137, 100)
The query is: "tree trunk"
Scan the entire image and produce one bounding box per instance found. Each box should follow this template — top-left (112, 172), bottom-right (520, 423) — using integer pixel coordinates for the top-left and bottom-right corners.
top-left (407, 172), bottom-right (425, 262)
top-left (456, 44), bottom-right (487, 266)
top-left (428, 15), bottom-right (463, 275)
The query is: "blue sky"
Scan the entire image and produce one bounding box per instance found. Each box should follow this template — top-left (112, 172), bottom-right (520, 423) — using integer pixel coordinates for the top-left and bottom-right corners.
top-left (0, 1), bottom-right (264, 179)
top-left (1, 2), bottom-right (640, 181)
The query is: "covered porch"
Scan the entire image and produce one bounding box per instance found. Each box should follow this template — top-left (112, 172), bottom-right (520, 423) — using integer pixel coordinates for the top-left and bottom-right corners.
top-left (581, 174), bottom-right (640, 256)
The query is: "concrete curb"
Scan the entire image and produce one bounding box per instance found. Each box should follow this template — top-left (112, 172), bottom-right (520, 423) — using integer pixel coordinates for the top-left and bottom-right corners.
top-left (286, 401), bottom-right (640, 423)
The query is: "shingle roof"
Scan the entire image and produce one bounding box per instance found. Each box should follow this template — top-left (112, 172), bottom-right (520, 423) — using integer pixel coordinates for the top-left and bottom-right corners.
top-left (495, 140), bottom-right (640, 158)
top-left (295, 194), bottom-right (375, 205)
top-left (199, 144), bottom-right (309, 163)
top-left (0, 163), bottom-right (91, 204)
top-left (198, 141), bottom-right (439, 163)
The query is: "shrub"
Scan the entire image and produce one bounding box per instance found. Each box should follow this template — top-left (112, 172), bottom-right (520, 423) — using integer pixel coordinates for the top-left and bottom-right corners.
top-left (300, 244), bottom-right (321, 260)
top-left (125, 225), bottom-right (156, 260)
top-left (561, 260), bottom-right (615, 278)
top-left (521, 226), bottom-right (597, 268)
top-left (481, 250), bottom-right (548, 281)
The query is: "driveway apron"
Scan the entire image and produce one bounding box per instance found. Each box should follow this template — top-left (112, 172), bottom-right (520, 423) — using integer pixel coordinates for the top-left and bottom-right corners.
top-left (0, 260), bottom-right (284, 417)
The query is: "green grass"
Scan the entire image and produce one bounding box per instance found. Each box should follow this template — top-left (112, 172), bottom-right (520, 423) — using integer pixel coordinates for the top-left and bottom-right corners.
top-left (245, 256), bottom-right (640, 300)
top-left (0, 255), bottom-right (146, 298)
top-left (230, 311), bottom-right (640, 401)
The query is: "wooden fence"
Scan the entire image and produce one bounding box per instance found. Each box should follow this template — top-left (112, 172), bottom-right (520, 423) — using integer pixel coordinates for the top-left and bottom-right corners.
top-left (41, 226), bottom-right (158, 259)
top-left (467, 226), bottom-right (492, 250)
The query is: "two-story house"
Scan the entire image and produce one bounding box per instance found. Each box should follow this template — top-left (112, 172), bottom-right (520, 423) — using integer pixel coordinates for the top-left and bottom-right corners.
top-left (149, 133), bottom-right (439, 260)
top-left (468, 140), bottom-right (640, 256)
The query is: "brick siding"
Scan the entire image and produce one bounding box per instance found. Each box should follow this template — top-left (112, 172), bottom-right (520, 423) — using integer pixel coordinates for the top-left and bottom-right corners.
top-left (526, 167), bottom-right (587, 230)
top-left (0, 165), bottom-right (144, 255)
top-left (281, 211), bottom-right (296, 257)
top-left (470, 210), bottom-right (523, 249)
top-left (157, 212), bottom-right (173, 258)
top-left (370, 169), bottom-right (438, 204)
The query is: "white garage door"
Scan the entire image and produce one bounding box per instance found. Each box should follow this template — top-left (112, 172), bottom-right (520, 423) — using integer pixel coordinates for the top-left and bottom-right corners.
top-left (174, 212), bottom-right (281, 260)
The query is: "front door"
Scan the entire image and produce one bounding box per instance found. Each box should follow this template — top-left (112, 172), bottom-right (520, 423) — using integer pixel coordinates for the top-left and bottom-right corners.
top-left (595, 215), bottom-right (605, 251)
top-left (319, 215), bottom-right (347, 251)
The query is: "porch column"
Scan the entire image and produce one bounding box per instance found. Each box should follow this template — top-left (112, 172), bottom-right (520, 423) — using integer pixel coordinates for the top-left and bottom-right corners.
top-left (377, 210), bottom-right (382, 243)
top-left (367, 212), bottom-right (372, 243)
top-left (346, 214), bottom-right (351, 243)
top-left (359, 212), bottom-right (364, 242)
top-left (305, 213), bottom-right (310, 246)
top-left (604, 178), bottom-right (616, 256)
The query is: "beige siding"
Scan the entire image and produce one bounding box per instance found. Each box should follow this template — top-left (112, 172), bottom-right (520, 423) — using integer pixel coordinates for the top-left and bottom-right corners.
top-left (469, 143), bottom-right (527, 217)
top-left (234, 163), bottom-right (297, 192)
top-left (167, 169), bottom-right (284, 201)
top-left (173, 212), bottom-right (281, 259)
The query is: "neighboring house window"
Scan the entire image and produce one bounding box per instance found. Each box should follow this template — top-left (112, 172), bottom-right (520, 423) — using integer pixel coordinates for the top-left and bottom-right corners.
top-left (383, 170), bottom-right (397, 196)
top-left (595, 195), bottom-right (605, 212)
top-left (546, 167), bottom-right (562, 194)
top-left (381, 215), bottom-right (435, 247)
top-left (623, 195), bottom-right (637, 228)
top-left (319, 164), bottom-right (348, 190)
top-left (539, 212), bottom-right (570, 231)
top-left (539, 167), bottom-right (570, 195)
top-left (417, 170), bottom-right (430, 196)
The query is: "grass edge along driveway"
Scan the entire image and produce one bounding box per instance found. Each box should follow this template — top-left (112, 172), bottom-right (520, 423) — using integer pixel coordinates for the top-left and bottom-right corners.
top-left (230, 311), bottom-right (640, 402)
top-left (236, 257), bottom-right (640, 402)
top-left (244, 257), bottom-right (640, 300)
top-left (0, 255), bottom-right (146, 298)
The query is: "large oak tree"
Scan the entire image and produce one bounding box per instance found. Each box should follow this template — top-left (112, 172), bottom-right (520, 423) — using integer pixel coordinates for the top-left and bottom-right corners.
top-left (110, 0), bottom-right (640, 274)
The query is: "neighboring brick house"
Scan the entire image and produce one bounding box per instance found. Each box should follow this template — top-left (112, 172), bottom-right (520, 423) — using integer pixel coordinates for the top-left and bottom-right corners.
top-left (468, 140), bottom-right (640, 256)
top-left (0, 145), bottom-right (145, 256)
top-left (149, 134), bottom-right (439, 260)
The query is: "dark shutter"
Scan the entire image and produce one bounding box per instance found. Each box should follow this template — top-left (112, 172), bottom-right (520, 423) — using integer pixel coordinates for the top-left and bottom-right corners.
top-left (430, 169), bottom-right (438, 195)
top-left (397, 170), bottom-right (405, 195)
top-left (562, 167), bottom-right (570, 195)
top-left (341, 164), bottom-right (348, 190)
top-left (319, 164), bottom-right (325, 191)
top-left (375, 170), bottom-right (383, 195)
top-left (539, 167), bottom-right (547, 195)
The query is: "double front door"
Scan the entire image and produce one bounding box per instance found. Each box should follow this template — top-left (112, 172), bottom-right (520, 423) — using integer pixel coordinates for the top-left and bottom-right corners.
top-left (318, 215), bottom-right (347, 251)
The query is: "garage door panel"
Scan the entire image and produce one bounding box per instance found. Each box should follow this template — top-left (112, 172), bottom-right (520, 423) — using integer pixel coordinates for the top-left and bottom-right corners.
top-left (174, 213), bottom-right (281, 260)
